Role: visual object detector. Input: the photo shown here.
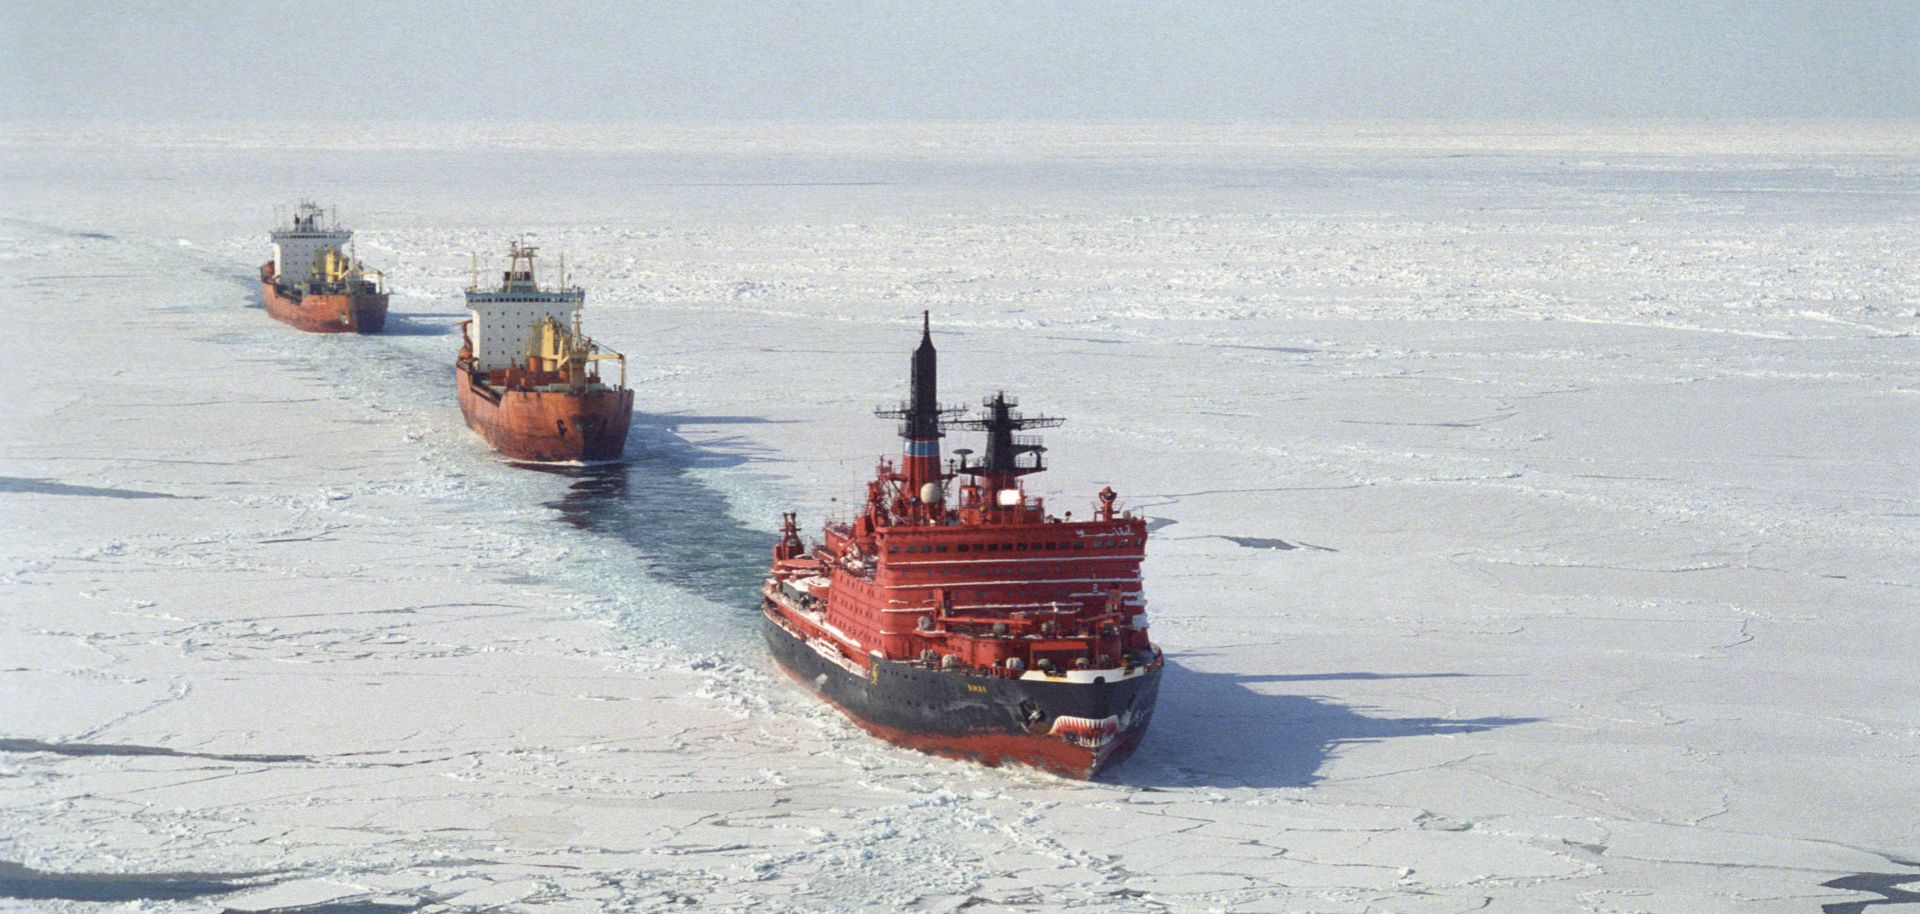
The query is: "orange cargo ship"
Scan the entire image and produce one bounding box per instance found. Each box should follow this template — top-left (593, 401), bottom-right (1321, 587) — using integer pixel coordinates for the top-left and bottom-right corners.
top-left (259, 203), bottom-right (387, 333)
top-left (456, 242), bottom-right (632, 462)
top-left (763, 315), bottom-right (1162, 778)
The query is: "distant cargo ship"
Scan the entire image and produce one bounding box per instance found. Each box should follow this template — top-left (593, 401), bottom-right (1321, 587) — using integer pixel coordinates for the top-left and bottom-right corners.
top-left (763, 315), bottom-right (1162, 778)
top-left (259, 202), bottom-right (388, 333)
top-left (456, 241), bottom-right (632, 462)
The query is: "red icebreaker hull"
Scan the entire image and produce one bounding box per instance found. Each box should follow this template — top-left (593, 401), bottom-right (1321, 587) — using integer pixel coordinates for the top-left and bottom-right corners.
top-left (761, 316), bottom-right (1164, 779)
top-left (765, 606), bottom-right (1159, 779)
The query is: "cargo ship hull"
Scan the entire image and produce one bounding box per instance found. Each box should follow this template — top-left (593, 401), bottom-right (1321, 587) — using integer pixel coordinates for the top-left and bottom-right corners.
top-left (763, 606), bottom-right (1159, 779)
top-left (259, 264), bottom-right (388, 334)
top-left (456, 362), bottom-right (633, 462)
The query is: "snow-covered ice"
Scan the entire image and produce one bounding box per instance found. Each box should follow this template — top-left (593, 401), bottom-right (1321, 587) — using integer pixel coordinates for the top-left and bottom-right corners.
top-left (2, 121), bottom-right (1916, 912)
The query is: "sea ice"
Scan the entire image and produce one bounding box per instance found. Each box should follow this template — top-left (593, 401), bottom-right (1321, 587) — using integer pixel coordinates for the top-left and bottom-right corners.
top-left (1, 120), bottom-right (1915, 913)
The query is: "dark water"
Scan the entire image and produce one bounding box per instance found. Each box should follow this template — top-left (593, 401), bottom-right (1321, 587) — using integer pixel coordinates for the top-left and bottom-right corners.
top-left (169, 235), bottom-right (786, 652)
top-left (378, 312), bottom-right (463, 337)
top-left (522, 413), bottom-right (784, 638)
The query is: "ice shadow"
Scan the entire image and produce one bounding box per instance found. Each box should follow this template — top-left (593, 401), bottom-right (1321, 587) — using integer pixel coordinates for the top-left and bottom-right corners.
top-left (0, 860), bottom-right (270, 903)
top-left (378, 312), bottom-right (466, 337)
top-left (1218, 535), bottom-right (1337, 553)
top-left (214, 266), bottom-right (266, 308)
top-left (239, 904), bottom-right (429, 914)
top-left (0, 738), bottom-right (308, 763)
top-left (520, 411), bottom-right (788, 614)
top-left (1821, 858), bottom-right (1920, 913)
top-left (0, 477), bottom-right (181, 500)
top-left (1118, 659), bottom-right (1539, 789)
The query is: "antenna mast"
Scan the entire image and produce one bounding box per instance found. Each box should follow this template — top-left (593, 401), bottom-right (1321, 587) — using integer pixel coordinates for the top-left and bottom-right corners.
top-left (948, 392), bottom-right (1065, 482)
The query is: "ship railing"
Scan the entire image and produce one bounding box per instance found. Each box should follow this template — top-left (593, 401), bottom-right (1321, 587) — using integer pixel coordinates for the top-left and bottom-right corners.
top-left (949, 600), bottom-right (1081, 615)
top-left (976, 495), bottom-right (1048, 517)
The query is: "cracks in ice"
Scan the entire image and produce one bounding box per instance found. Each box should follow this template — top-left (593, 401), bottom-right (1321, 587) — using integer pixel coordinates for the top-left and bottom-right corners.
top-left (1136, 483), bottom-right (1373, 506)
top-left (1711, 617), bottom-right (1755, 652)
top-left (1326, 751), bottom-right (1496, 785)
top-left (1467, 555), bottom-right (1734, 575)
top-left (1338, 410), bottom-right (1518, 429)
top-left (69, 677), bottom-right (193, 741)
top-left (19, 453), bottom-right (294, 468)
top-left (10, 153), bottom-right (1917, 914)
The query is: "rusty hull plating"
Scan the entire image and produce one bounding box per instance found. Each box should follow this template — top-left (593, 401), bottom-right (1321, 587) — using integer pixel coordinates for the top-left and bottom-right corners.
top-left (456, 360), bottom-right (633, 462)
top-left (259, 264), bottom-right (388, 334)
top-left (455, 242), bottom-right (632, 463)
top-left (260, 204), bottom-right (388, 333)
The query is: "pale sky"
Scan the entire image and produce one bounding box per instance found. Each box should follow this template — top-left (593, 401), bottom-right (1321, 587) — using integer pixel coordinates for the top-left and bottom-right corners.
top-left (3, 0), bottom-right (1915, 120)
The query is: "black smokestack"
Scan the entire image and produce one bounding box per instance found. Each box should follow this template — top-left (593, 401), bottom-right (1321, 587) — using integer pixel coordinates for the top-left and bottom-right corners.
top-left (908, 310), bottom-right (939, 440)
